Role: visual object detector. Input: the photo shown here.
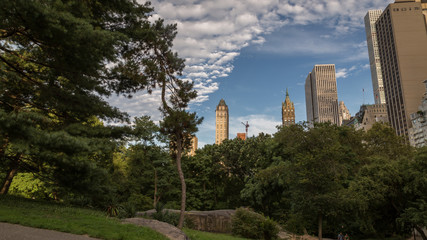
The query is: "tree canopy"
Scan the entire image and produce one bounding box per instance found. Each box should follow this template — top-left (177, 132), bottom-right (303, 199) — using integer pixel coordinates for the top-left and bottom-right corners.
top-left (0, 0), bottom-right (185, 199)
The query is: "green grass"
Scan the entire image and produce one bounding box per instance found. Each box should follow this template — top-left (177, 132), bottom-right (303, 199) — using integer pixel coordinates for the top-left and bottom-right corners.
top-left (0, 195), bottom-right (168, 240)
top-left (183, 228), bottom-right (250, 240)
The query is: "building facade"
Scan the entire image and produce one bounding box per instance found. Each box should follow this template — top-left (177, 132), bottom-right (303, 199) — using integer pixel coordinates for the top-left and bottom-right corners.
top-left (305, 64), bottom-right (340, 126)
top-left (282, 89), bottom-right (295, 126)
top-left (338, 101), bottom-right (351, 126)
top-left (215, 99), bottom-right (229, 144)
top-left (188, 136), bottom-right (198, 156)
top-left (347, 104), bottom-right (388, 131)
top-left (409, 80), bottom-right (427, 148)
top-left (365, 10), bottom-right (386, 105)
top-left (376, 0), bottom-right (427, 138)
top-left (237, 133), bottom-right (246, 140)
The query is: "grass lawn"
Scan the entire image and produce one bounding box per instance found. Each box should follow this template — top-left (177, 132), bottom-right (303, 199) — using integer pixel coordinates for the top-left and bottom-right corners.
top-left (183, 228), bottom-right (250, 240)
top-left (0, 195), bottom-right (168, 240)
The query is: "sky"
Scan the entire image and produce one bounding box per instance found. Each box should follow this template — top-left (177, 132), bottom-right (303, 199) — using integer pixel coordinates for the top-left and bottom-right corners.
top-left (108, 0), bottom-right (395, 147)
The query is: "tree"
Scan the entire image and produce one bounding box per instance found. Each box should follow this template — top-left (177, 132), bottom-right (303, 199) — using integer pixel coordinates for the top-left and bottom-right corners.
top-left (244, 123), bottom-right (364, 239)
top-left (348, 123), bottom-right (415, 238)
top-left (185, 134), bottom-right (274, 211)
top-left (159, 97), bottom-right (202, 228)
top-left (398, 147), bottom-right (427, 240)
top-left (0, 0), bottom-right (183, 198)
top-left (158, 68), bottom-right (203, 229)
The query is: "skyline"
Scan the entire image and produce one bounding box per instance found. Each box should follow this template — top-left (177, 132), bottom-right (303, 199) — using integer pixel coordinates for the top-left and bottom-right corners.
top-left (108, 0), bottom-right (395, 147)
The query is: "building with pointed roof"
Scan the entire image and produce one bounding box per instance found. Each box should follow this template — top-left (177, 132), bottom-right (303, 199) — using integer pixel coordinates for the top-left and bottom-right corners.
top-left (282, 89), bottom-right (295, 127)
top-left (338, 101), bottom-right (351, 126)
top-left (215, 99), bottom-right (229, 144)
top-left (188, 136), bottom-right (198, 156)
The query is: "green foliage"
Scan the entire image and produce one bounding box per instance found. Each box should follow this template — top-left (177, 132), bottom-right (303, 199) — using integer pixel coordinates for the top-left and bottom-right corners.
top-left (9, 173), bottom-right (53, 199)
top-left (0, 0), bottom-right (185, 207)
top-left (185, 134), bottom-right (274, 210)
top-left (232, 208), bottom-right (279, 240)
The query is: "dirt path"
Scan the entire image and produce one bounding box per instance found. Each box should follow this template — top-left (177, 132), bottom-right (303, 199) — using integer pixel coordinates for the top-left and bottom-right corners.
top-left (0, 222), bottom-right (101, 240)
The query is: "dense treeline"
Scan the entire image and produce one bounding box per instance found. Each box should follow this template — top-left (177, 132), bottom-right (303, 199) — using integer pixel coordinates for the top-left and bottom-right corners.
top-left (184, 123), bottom-right (427, 239)
top-left (7, 120), bottom-right (424, 239)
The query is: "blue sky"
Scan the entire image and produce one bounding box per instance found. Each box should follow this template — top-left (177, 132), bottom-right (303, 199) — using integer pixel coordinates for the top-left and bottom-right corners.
top-left (109, 0), bottom-right (394, 147)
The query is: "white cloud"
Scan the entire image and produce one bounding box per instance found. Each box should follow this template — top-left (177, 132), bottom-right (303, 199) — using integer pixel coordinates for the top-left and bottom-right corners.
top-left (336, 68), bottom-right (350, 79)
top-left (109, 0), bottom-right (392, 121)
top-left (229, 115), bottom-right (281, 138)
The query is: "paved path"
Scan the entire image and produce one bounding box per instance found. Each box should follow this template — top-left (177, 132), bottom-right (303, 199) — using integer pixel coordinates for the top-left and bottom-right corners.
top-left (0, 222), bottom-right (101, 240)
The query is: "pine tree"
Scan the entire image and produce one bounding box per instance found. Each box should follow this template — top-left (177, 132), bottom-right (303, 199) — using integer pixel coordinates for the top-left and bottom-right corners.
top-left (0, 0), bottom-right (184, 196)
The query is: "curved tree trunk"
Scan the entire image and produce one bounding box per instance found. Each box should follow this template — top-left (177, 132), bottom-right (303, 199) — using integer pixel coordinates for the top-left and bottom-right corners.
top-left (176, 137), bottom-right (186, 229)
top-left (318, 214), bottom-right (323, 240)
top-left (414, 225), bottom-right (427, 240)
top-left (153, 168), bottom-right (160, 208)
top-left (0, 154), bottom-right (21, 195)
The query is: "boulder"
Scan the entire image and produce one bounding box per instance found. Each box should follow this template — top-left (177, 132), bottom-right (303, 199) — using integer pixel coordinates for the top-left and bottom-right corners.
top-left (137, 209), bottom-right (236, 233)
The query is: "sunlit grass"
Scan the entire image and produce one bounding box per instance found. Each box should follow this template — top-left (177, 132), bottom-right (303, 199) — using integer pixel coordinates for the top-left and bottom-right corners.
top-left (0, 195), bottom-right (168, 240)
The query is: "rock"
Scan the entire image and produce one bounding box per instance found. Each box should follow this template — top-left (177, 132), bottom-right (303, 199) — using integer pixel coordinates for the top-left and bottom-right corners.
top-left (123, 218), bottom-right (189, 240)
top-left (137, 209), bottom-right (236, 233)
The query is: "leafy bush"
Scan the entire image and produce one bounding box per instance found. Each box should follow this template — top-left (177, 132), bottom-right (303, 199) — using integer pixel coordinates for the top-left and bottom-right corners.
top-left (152, 210), bottom-right (180, 226)
top-left (127, 193), bottom-right (152, 211)
top-left (232, 208), bottom-right (279, 240)
top-left (151, 203), bottom-right (195, 228)
top-left (9, 173), bottom-right (53, 200)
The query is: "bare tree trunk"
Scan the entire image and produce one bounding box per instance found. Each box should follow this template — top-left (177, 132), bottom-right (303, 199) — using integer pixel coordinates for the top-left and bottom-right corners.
top-left (414, 225), bottom-right (427, 240)
top-left (153, 168), bottom-right (158, 208)
top-left (0, 154), bottom-right (21, 195)
top-left (176, 137), bottom-right (186, 229)
top-left (318, 214), bottom-right (323, 240)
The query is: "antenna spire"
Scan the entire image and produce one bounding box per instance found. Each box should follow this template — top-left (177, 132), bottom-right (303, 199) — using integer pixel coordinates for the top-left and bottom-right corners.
top-left (241, 121), bottom-right (249, 138)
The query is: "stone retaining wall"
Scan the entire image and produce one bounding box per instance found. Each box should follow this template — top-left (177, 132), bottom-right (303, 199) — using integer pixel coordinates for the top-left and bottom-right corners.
top-left (137, 209), bottom-right (235, 233)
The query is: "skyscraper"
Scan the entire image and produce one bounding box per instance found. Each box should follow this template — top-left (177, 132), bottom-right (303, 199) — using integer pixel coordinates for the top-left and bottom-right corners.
top-left (365, 10), bottom-right (386, 104)
top-left (282, 89), bottom-right (295, 126)
top-left (376, 0), bottom-right (427, 138)
top-left (215, 99), bottom-right (229, 144)
top-left (305, 64), bottom-right (340, 126)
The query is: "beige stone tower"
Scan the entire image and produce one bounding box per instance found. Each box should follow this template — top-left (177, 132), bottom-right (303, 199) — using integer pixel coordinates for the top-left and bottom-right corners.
top-left (305, 64), bottom-right (340, 127)
top-left (365, 10), bottom-right (386, 104)
top-left (189, 136), bottom-right (198, 156)
top-left (376, 0), bottom-right (427, 138)
top-left (338, 101), bottom-right (351, 126)
top-left (282, 89), bottom-right (295, 126)
top-left (215, 99), bottom-right (229, 144)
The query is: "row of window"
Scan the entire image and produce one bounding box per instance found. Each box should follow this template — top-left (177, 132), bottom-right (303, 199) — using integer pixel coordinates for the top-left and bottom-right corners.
top-left (393, 7), bottom-right (420, 12)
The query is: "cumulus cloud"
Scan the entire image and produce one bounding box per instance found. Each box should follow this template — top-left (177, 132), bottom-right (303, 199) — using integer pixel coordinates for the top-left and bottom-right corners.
top-left (229, 115), bottom-right (281, 138)
top-left (109, 0), bottom-right (392, 121)
top-left (336, 68), bottom-right (350, 79)
top-left (336, 65), bottom-right (362, 79)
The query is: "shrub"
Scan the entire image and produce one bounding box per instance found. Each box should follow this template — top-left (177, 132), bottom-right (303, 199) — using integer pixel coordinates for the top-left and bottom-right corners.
top-left (151, 203), bottom-right (195, 228)
top-left (232, 208), bottom-right (279, 240)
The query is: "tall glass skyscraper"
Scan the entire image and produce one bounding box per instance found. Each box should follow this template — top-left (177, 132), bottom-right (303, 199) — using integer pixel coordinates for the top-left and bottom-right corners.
top-left (365, 9), bottom-right (386, 105)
